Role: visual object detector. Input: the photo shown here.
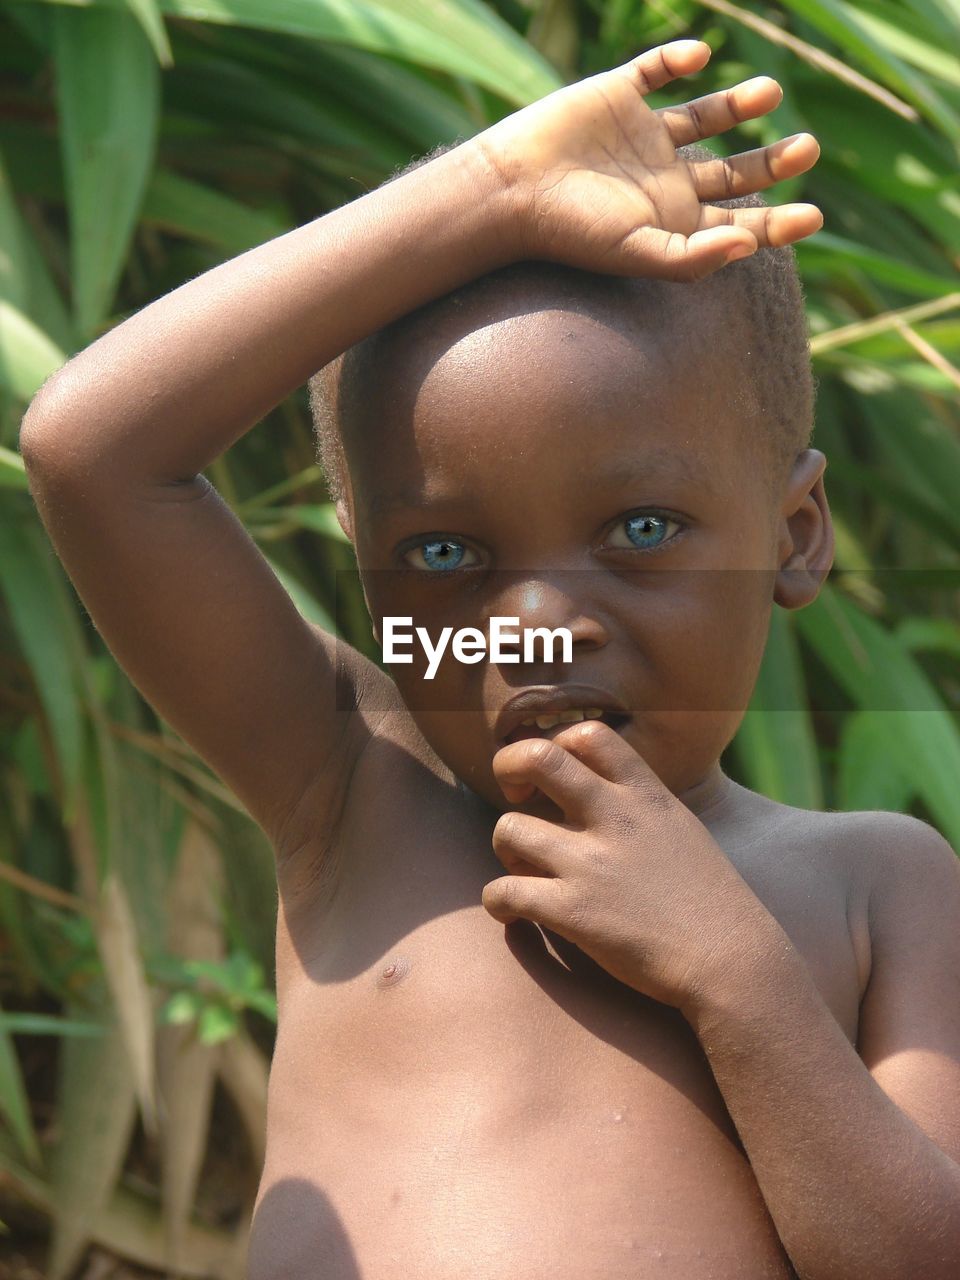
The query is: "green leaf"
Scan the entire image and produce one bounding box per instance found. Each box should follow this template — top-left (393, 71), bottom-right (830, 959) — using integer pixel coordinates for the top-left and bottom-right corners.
top-left (119, 0), bottom-right (173, 66)
top-left (161, 991), bottom-right (201, 1024)
top-left (896, 616), bottom-right (960, 659)
top-left (251, 502), bottom-right (351, 543)
top-left (260, 550), bottom-right (337, 632)
top-left (170, 47), bottom-right (400, 158)
top-left (197, 1002), bottom-right (238, 1045)
top-left (157, 816), bottom-right (223, 1266)
top-left (861, 389), bottom-right (960, 538)
top-left (47, 996), bottom-right (138, 1280)
top-left (796, 586), bottom-right (960, 847)
top-left (776, 0), bottom-right (960, 137)
top-left (797, 232), bottom-right (960, 298)
top-left (0, 150), bottom-right (34, 314)
top-left (53, 4), bottom-right (160, 337)
top-left (0, 514), bottom-right (87, 825)
top-left (733, 608), bottom-right (823, 808)
top-left (153, 0), bottom-right (565, 106)
top-left (0, 445), bottom-right (30, 491)
top-left (847, 2), bottom-right (960, 89)
top-left (0, 1013), bottom-right (106, 1037)
top-left (92, 872), bottom-right (159, 1135)
top-left (142, 166), bottom-right (289, 254)
top-left (0, 1000), bottom-right (42, 1171)
top-left (837, 710), bottom-right (916, 811)
top-left (0, 300), bottom-right (67, 402)
top-left (244, 989), bottom-right (278, 1021)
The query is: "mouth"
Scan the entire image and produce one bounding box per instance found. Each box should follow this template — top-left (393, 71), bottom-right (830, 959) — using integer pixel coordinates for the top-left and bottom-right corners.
top-left (496, 701), bottom-right (640, 747)
top-left (504, 711), bottom-right (632, 747)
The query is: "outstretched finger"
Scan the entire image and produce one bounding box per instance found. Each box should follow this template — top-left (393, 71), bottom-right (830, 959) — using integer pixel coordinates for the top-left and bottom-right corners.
top-left (657, 76), bottom-right (783, 146)
top-left (698, 202), bottom-right (824, 248)
top-left (620, 223), bottom-right (759, 283)
top-left (622, 39), bottom-right (712, 96)
top-left (689, 133), bottom-right (820, 201)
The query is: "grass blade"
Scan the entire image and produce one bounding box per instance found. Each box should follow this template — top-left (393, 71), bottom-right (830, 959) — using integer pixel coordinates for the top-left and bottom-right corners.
top-left (732, 607), bottom-right (823, 808)
top-left (0, 144), bottom-right (73, 349)
top-left (46, 993), bottom-right (138, 1280)
top-left (0, 300), bottom-right (66, 402)
top-left (0, 999), bottom-right (42, 1171)
top-left (0, 512), bottom-right (87, 824)
top-left (154, 0), bottom-right (563, 105)
top-left (53, 3), bottom-right (160, 337)
top-left (143, 167), bottom-right (289, 253)
top-left (838, 710), bottom-right (915, 810)
top-left (120, 0), bottom-right (173, 66)
top-left (68, 781), bottom-right (159, 1139)
top-left (157, 817), bottom-right (225, 1272)
top-left (0, 445), bottom-right (30, 490)
top-left (796, 585), bottom-right (960, 847)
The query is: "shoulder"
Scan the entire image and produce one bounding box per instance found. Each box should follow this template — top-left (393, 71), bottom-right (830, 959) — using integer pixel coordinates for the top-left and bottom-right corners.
top-left (758, 802), bottom-right (957, 876)
top-left (805, 807), bottom-right (958, 886)
top-left (764, 805), bottom-right (958, 1005)
top-left (848, 810), bottom-right (960, 939)
top-left (724, 788), bottom-right (956, 925)
top-left (803, 808), bottom-right (960, 963)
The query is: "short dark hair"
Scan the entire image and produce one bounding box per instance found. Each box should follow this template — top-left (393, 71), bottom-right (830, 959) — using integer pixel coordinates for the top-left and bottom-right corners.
top-left (308, 138), bottom-right (815, 507)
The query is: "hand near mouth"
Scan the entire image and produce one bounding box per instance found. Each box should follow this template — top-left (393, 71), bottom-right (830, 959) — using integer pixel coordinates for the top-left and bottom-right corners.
top-left (484, 719), bottom-right (785, 1016)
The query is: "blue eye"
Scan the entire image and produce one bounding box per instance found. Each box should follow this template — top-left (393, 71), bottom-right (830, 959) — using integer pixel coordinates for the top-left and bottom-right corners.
top-left (403, 539), bottom-right (477, 571)
top-left (607, 513), bottom-right (681, 551)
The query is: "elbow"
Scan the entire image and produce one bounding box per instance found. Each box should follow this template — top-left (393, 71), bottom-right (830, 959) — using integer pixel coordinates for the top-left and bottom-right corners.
top-left (18, 412), bottom-right (54, 473)
top-left (17, 362), bottom-right (86, 477)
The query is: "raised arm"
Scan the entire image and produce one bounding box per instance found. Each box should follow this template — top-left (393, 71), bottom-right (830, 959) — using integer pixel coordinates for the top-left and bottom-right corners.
top-left (17, 141), bottom-right (513, 855)
top-left (17, 39), bottom-right (821, 857)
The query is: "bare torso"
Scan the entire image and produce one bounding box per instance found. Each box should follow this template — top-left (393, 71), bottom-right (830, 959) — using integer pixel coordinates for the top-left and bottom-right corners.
top-left (247, 709), bottom-right (872, 1280)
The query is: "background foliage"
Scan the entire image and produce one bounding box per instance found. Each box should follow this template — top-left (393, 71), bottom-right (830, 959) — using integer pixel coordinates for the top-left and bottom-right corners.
top-left (0, 0), bottom-right (957, 1274)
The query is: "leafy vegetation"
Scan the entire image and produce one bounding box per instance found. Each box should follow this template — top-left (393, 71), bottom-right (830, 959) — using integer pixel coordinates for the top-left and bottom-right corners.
top-left (0, 0), bottom-right (957, 1273)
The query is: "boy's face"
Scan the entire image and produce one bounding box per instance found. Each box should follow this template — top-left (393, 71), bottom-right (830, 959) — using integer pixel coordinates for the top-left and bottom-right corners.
top-left (339, 284), bottom-right (826, 819)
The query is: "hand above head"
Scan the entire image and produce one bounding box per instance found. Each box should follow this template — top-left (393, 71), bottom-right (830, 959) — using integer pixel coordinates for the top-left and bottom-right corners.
top-left (469, 39), bottom-right (823, 282)
top-left (482, 719), bottom-right (784, 1016)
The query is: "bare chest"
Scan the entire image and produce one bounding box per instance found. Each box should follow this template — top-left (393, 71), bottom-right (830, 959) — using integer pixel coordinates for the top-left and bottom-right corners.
top-left (249, 786), bottom-right (859, 1280)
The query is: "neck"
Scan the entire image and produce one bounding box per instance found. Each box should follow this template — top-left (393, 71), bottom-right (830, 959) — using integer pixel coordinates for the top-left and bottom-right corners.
top-left (676, 760), bottom-right (734, 824)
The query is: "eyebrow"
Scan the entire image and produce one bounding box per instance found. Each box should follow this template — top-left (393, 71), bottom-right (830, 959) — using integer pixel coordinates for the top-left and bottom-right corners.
top-left (589, 448), bottom-right (717, 494)
top-left (365, 446), bottom-right (717, 518)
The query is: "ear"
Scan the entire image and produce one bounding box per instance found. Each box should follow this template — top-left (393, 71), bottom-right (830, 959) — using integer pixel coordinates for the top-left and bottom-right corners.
top-left (773, 448), bottom-right (835, 610)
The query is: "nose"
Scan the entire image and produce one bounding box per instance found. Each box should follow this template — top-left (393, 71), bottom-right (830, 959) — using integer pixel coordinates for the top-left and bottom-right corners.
top-left (490, 573), bottom-right (609, 657)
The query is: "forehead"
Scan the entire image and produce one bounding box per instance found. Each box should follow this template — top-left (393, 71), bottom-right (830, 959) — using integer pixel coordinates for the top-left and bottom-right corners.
top-left (341, 272), bottom-right (757, 507)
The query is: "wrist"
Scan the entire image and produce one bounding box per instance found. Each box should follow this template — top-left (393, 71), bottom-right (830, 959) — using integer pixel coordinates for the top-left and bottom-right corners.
top-left (680, 908), bottom-right (801, 1037)
top-left (418, 137), bottom-right (529, 274)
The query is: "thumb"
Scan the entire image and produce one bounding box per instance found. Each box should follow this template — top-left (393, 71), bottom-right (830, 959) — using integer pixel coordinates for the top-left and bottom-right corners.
top-left (622, 224), bottom-right (758, 282)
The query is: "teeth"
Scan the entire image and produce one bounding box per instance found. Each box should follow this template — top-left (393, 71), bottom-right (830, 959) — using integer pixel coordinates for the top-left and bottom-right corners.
top-left (519, 707), bottom-right (608, 730)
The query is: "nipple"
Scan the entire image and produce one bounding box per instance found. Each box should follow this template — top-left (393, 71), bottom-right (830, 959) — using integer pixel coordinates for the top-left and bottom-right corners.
top-left (376, 956), bottom-right (410, 989)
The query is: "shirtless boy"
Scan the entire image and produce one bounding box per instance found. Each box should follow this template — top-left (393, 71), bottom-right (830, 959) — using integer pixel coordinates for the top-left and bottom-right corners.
top-left (19, 38), bottom-right (960, 1280)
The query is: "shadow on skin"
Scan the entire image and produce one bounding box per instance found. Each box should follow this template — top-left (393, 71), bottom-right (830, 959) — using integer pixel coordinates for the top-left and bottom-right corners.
top-left (247, 1179), bottom-right (361, 1279)
top-left (277, 728), bottom-right (741, 1149)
